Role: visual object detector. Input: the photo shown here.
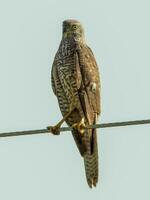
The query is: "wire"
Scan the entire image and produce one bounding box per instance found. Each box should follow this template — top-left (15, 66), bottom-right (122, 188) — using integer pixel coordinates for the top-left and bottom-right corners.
top-left (0, 119), bottom-right (150, 138)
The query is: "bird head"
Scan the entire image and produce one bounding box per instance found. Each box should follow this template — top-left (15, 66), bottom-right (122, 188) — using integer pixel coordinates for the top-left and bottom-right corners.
top-left (62, 19), bottom-right (85, 43)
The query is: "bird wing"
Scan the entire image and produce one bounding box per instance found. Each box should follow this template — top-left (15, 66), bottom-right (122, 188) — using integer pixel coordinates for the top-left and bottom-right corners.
top-left (75, 45), bottom-right (100, 187)
top-left (76, 45), bottom-right (101, 123)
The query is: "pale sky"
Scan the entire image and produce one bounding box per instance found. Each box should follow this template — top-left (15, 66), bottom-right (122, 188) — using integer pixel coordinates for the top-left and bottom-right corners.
top-left (0, 0), bottom-right (150, 199)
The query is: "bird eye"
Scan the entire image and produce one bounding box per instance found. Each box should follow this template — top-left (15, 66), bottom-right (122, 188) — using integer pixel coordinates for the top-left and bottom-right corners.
top-left (72, 25), bottom-right (77, 30)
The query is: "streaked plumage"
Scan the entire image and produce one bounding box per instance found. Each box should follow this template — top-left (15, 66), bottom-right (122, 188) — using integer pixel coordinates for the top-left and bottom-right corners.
top-left (51, 19), bottom-right (101, 187)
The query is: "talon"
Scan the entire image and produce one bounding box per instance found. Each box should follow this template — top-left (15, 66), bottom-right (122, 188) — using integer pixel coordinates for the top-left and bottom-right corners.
top-left (72, 118), bottom-right (86, 135)
top-left (47, 125), bottom-right (60, 135)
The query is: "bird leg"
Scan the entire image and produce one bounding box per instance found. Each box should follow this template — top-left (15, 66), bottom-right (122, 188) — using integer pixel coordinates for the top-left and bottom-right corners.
top-left (72, 117), bottom-right (86, 135)
top-left (47, 100), bottom-right (76, 135)
top-left (47, 109), bottom-right (74, 135)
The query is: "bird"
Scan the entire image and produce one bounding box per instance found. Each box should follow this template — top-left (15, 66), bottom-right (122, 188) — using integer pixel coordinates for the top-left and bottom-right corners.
top-left (47, 19), bottom-right (101, 188)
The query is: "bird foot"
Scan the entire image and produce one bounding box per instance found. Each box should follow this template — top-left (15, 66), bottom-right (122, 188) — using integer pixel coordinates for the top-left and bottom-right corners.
top-left (47, 125), bottom-right (60, 135)
top-left (72, 118), bottom-right (86, 135)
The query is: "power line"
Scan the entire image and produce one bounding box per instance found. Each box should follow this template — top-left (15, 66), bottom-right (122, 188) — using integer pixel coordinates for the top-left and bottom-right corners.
top-left (0, 119), bottom-right (150, 138)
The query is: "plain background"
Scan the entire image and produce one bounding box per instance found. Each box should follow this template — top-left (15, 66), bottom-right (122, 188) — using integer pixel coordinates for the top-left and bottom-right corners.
top-left (0, 0), bottom-right (150, 199)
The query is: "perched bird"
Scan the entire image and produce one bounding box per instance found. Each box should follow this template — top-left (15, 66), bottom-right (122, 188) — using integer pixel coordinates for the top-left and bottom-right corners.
top-left (48, 19), bottom-right (101, 188)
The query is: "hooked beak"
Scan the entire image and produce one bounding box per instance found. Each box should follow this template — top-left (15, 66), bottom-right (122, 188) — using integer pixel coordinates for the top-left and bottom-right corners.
top-left (73, 31), bottom-right (81, 41)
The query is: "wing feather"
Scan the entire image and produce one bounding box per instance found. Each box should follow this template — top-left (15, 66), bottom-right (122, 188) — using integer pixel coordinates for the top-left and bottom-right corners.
top-left (76, 45), bottom-right (101, 121)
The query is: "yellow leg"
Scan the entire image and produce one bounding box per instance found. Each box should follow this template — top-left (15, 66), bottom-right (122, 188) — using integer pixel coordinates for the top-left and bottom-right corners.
top-left (47, 98), bottom-right (77, 135)
top-left (72, 117), bottom-right (86, 135)
top-left (47, 109), bottom-right (74, 135)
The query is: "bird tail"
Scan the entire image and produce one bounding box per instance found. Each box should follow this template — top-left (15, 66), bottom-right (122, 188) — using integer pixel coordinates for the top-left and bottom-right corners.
top-left (83, 127), bottom-right (99, 188)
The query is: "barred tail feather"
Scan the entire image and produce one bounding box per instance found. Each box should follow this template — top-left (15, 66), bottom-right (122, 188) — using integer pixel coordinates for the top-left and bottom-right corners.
top-left (83, 129), bottom-right (99, 188)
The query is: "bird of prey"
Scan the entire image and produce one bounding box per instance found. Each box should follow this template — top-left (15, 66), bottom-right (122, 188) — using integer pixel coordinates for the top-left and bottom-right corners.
top-left (48, 19), bottom-right (101, 188)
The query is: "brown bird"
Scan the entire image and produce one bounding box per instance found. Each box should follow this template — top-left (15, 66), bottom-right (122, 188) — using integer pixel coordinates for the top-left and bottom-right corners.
top-left (48, 19), bottom-right (101, 188)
